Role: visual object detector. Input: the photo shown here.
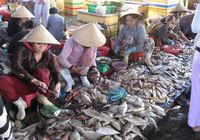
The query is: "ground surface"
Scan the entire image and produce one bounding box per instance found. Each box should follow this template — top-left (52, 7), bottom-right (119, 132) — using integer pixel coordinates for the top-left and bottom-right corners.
top-left (144, 98), bottom-right (200, 140)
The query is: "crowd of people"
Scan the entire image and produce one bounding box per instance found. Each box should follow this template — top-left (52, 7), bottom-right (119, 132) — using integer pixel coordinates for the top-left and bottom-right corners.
top-left (0, 1), bottom-right (200, 139)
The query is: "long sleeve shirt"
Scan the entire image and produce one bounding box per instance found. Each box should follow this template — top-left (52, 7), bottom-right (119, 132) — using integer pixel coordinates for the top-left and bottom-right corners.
top-left (6, 18), bottom-right (21, 37)
top-left (58, 38), bottom-right (97, 69)
top-left (192, 3), bottom-right (200, 48)
top-left (115, 23), bottom-right (148, 53)
top-left (151, 23), bottom-right (170, 44)
top-left (47, 14), bottom-right (66, 41)
top-left (12, 45), bottom-right (60, 83)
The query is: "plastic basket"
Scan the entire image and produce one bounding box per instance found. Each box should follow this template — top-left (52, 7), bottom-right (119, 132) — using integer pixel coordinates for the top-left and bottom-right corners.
top-left (106, 5), bottom-right (116, 14)
top-left (87, 4), bottom-right (97, 13)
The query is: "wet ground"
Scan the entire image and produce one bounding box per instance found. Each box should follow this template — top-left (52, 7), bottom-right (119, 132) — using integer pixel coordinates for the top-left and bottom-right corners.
top-left (144, 95), bottom-right (200, 140)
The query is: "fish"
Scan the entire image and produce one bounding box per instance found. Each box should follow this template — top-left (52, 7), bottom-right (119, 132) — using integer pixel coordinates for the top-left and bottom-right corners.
top-left (82, 131), bottom-right (103, 140)
top-left (122, 123), bottom-right (134, 136)
top-left (96, 127), bottom-right (119, 135)
top-left (70, 130), bottom-right (81, 140)
top-left (118, 101), bottom-right (128, 115)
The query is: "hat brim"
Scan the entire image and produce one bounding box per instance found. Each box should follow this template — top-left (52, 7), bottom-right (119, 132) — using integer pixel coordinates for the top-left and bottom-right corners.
top-left (72, 23), bottom-right (106, 48)
top-left (20, 24), bottom-right (60, 45)
top-left (170, 3), bottom-right (191, 13)
top-left (119, 11), bottom-right (144, 24)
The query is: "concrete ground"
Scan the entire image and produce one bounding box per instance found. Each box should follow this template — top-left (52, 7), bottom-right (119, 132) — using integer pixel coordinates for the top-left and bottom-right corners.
top-left (144, 99), bottom-right (200, 140)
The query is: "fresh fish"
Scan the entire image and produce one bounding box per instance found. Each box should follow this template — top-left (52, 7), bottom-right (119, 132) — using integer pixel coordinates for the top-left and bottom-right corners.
top-left (70, 130), bottom-right (81, 140)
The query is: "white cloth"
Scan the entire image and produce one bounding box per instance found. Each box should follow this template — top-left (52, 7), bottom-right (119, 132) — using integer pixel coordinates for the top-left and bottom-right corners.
top-left (34, 1), bottom-right (50, 26)
top-left (60, 69), bottom-right (75, 92)
top-left (21, 0), bottom-right (31, 2)
top-left (191, 3), bottom-right (200, 48)
top-left (33, 0), bottom-right (50, 3)
top-left (188, 51), bottom-right (200, 127)
top-left (188, 3), bottom-right (200, 128)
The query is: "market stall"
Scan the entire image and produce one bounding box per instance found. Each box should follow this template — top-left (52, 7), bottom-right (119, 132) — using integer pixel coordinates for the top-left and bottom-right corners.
top-left (0, 1), bottom-right (195, 139)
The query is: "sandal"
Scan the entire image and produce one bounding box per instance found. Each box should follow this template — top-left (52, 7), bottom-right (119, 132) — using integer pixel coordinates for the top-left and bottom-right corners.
top-left (193, 127), bottom-right (200, 132)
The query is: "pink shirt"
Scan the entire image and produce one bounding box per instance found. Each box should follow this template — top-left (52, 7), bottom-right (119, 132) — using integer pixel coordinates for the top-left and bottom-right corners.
top-left (58, 38), bottom-right (97, 69)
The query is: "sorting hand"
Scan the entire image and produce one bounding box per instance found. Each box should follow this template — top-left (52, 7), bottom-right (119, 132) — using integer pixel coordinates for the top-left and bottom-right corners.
top-left (31, 78), bottom-right (48, 93)
top-left (54, 82), bottom-right (61, 98)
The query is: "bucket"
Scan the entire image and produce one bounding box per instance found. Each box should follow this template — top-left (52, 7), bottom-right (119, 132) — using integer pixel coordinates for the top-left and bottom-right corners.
top-left (106, 5), bottom-right (116, 14)
top-left (87, 4), bottom-right (97, 13)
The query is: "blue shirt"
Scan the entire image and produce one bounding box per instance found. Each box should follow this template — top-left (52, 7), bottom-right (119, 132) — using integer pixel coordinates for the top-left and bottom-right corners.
top-left (47, 14), bottom-right (66, 41)
top-left (115, 23), bottom-right (148, 53)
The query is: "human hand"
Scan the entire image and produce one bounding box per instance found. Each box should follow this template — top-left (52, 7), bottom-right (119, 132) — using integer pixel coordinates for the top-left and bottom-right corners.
top-left (70, 66), bottom-right (79, 74)
top-left (122, 39), bottom-right (127, 46)
top-left (54, 82), bottom-right (61, 98)
top-left (71, 66), bottom-right (87, 75)
top-left (31, 78), bottom-right (48, 93)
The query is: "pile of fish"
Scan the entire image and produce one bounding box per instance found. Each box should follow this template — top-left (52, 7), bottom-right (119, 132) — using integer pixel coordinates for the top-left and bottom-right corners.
top-left (28, 84), bottom-right (166, 140)
top-left (13, 45), bottom-right (194, 140)
top-left (111, 45), bottom-right (193, 104)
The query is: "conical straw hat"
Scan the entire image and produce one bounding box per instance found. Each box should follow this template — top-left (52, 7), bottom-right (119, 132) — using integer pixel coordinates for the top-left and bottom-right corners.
top-left (20, 24), bottom-right (60, 45)
top-left (120, 9), bottom-right (144, 24)
top-left (11, 6), bottom-right (34, 18)
top-left (170, 3), bottom-right (190, 13)
top-left (72, 22), bottom-right (106, 48)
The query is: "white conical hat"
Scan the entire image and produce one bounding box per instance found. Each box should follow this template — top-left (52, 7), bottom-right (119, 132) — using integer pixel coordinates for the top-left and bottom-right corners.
top-left (120, 9), bottom-right (144, 24)
top-left (20, 24), bottom-right (60, 45)
top-left (170, 3), bottom-right (190, 13)
top-left (72, 22), bottom-right (106, 47)
top-left (11, 5), bottom-right (34, 18)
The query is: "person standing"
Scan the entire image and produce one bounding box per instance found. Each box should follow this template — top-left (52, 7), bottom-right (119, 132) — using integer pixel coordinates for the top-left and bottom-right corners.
top-left (34, 0), bottom-right (50, 27)
top-left (188, 2), bottom-right (200, 133)
top-left (47, 7), bottom-right (66, 41)
top-left (21, 0), bottom-right (34, 14)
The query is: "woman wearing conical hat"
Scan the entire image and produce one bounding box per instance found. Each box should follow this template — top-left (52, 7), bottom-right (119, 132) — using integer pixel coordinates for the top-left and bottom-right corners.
top-left (57, 22), bottom-right (106, 92)
top-left (7, 5), bottom-right (34, 37)
top-left (0, 24), bottom-right (61, 121)
top-left (114, 10), bottom-right (154, 65)
top-left (170, 3), bottom-right (190, 17)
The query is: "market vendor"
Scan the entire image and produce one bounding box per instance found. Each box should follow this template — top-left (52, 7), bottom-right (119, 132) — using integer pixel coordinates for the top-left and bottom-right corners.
top-left (150, 14), bottom-right (191, 48)
top-left (7, 19), bottom-right (35, 54)
top-left (6, 5), bottom-right (34, 37)
top-left (57, 22), bottom-right (106, 92)
top-left (114, 10), bottom-right (152, 64)
top-left (170, 3), bottom-right (190, 18)
top-left (0, 24), bottom-right (61, 121)
top-left (169, 3), bottom-right (192, 45)
top-left (149, 15), bottom-right (177, 46)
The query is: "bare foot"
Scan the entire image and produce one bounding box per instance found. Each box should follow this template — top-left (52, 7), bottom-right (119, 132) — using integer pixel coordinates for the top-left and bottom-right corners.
top-left (193, 127), bottom-right (200, 132)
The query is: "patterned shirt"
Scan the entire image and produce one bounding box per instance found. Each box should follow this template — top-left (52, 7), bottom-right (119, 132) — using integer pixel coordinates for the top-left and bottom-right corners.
top-left (12, 44), bottom-right (60, 83)
top-left (115, 23), bottom-right (148, 52)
